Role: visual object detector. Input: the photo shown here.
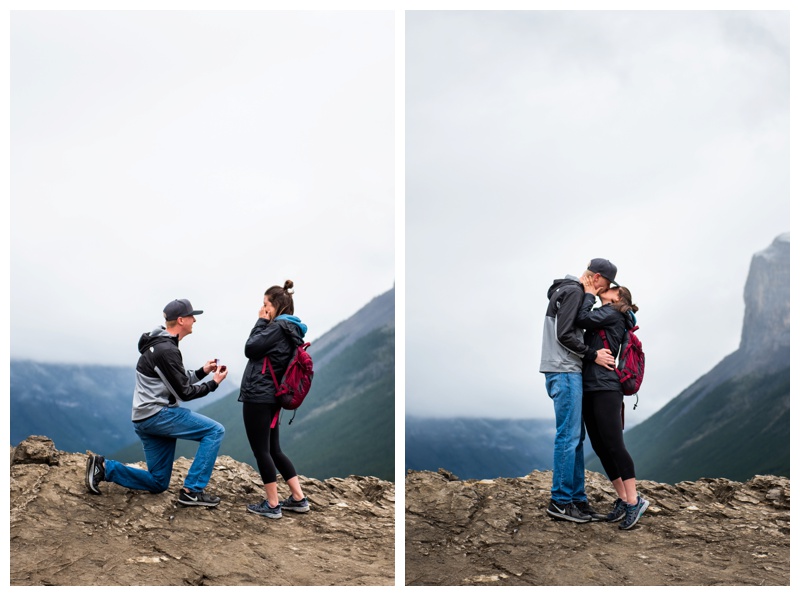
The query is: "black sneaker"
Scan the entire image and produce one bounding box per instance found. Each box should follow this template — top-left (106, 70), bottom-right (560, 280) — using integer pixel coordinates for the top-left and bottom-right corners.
top-left (606, 498), bottom-right (627, 523)
top-left (178, 489), bottom-right (221, 507)
top-left (619, 496), bottom-right (649, 530)
top-left (279, 495), bottom-right (310, 513)
top-left (85, 454), bottom-right (105, 495)
top-left (247, 500), bottom-right (282, 519)
top-left (546, 499), bottom-right (591, 523)
top-left (573, 500), bottom-right (605, 522)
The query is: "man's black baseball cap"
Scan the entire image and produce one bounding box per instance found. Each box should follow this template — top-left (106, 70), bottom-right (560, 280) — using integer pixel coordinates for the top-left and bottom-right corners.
top-left (588, 258), bottom-right (618, 286)
top-left (163, 299), bottom-right (204, 320)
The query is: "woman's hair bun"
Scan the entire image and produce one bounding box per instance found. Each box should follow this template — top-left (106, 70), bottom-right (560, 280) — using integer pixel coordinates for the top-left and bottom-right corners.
top-left (284, 280), bottom-right (294, 294)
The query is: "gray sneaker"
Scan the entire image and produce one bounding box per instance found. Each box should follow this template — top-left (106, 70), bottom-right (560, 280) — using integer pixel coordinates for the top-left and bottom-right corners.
top-left (279, 495), bottom-right (310, 513)
top-left (247, 500), bottom-right (282, 519)
top-left (619, 496), bottom-right (649, 530)
top-left (606, 498), bottom-right (627, 523)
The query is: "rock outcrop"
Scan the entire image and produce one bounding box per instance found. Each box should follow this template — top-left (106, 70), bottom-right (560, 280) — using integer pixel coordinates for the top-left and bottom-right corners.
top-left (10, 436), bottom-right (395, 586)
top-left (405, 469), bottom-right (789, 586)
top-left (740, 232), bottom-right (790, 354)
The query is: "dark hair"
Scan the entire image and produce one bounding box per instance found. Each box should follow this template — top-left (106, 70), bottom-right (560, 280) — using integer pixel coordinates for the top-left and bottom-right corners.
top-left (611, 286), bottom-right (639, 315)
top-left (265, 280), bottom-right (295, 317)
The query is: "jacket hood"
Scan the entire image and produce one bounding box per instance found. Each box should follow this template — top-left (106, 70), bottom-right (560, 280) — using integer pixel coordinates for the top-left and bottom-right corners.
top-left (274, 314), bottom-right (308, 338)
top-left (547, 275), bottom-right (582, 300)
top-left (138, 327), bottom-right (178, 354)
top-left (625, 310), bottom-right (638, 329)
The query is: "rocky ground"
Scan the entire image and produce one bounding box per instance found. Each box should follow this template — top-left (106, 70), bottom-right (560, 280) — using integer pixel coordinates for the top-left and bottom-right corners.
top-left (405, 468), bottom-right (789, 586)
top-left (10, 436), bottom-right (395, 586)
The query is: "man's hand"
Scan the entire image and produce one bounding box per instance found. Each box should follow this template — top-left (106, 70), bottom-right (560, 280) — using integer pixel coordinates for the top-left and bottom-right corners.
top-left (213, 366), bottom-right (228, 384)
top-left (202, 359), bottom-right (219, 374)
top-left (594, 348), bottom-right (615, 370)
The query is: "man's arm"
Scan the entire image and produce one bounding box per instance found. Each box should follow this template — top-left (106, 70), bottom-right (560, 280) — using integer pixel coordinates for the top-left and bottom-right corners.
top-left (554, 288), bottom-right (594, 359)
top-left (560, 288), bottom-right (615, 370)
top-left (156, 349), bottom-right (218, 402)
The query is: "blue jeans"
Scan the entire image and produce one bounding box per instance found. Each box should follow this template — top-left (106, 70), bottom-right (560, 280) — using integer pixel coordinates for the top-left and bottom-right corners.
top-left (104, 406), bottom-right (225, 493)
top-left (545, 372), bottom-right (587, 504)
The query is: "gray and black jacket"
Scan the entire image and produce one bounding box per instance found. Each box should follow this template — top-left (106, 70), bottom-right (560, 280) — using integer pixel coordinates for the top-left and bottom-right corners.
top-left (539, 276), bottom-right (599, 373)
top-left (131, 327), bottom-right (218, 421)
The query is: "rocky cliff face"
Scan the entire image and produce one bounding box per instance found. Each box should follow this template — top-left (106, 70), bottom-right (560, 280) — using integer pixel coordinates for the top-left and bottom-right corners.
top-left (406, 468), bottom-right (789, 586)
top-left (740, 233), bottom-right (790, 353)
top-left (10, 437), bottom-right (395, 586)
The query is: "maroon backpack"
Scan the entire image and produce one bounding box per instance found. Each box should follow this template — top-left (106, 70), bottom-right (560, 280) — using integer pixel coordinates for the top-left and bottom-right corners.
top-left (263, 342), bottom-right (314, 425)
top-left (599, 326), bottom-right (645, 400)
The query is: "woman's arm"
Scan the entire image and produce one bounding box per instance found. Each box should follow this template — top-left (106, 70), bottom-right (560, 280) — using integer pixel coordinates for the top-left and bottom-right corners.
top-left (244, 319), bottom-right (286, 360)
top-left (576, 298), bottom-right (618, 330)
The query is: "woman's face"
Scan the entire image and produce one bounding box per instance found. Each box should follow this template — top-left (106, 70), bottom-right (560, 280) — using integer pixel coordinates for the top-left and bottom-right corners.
top-left (600, 287), bottom-right (620, 303)
top-left (263, 296), bottom-right (278, 320)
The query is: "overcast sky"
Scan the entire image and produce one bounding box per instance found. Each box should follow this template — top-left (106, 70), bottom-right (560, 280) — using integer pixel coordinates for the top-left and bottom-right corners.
top-left (10, 11), bottom-right (394, 384)
top-left (405, 10), bottom-right (789, 428)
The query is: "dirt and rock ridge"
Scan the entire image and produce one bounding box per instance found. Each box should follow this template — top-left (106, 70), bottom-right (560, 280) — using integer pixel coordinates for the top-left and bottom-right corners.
top-left (10, 436), bottom-right (395, 586)
top-left (405, 468), bottom-right (789, 586)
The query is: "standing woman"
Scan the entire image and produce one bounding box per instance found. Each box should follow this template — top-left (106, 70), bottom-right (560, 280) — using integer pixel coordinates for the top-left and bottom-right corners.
top-left (239, 280), bottom-right (310, 519)
top-left (576, 278), bottom-right (649, 530)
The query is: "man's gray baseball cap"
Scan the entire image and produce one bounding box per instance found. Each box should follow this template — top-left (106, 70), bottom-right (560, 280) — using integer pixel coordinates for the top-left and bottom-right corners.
top-left (588, 258), bottom-right (618, 286)
top-left (163, 299), bottom-right (204, 320)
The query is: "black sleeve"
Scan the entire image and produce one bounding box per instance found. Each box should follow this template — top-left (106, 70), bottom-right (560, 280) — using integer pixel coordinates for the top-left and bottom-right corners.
top-left (576, 297), bottom-right (619, 330)
top-left (555, 287), bottom-right (590, 356)
top-left (155, 349), bottom-right (217, 402)
top-left (244, 319), bottom-right (286, 360)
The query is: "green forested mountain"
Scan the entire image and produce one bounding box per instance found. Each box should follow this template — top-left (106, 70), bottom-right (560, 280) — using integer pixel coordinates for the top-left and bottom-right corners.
top-left (112, 288), bottom-right (395, 481)
top-left (589, 355), bottom-right (789, 483)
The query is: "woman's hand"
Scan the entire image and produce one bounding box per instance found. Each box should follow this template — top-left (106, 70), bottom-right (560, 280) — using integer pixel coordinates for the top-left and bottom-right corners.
top-left (581, 274), bottom-right (599, 295)
top-left (259, 305), bottom-right (271, 320)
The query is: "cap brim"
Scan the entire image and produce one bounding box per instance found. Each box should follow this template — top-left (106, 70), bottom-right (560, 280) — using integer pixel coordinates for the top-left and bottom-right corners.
top-left (602, 276), bottom-right (619, 288)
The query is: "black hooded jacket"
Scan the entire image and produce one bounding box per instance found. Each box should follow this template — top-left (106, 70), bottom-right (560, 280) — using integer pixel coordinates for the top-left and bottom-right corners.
top-left (131, 327), bottom-right (217, 421)
top-left (238, 317), bottom-right (306, 405)
top-left (539, 276), bottom-right (598, 373)
top-left (576, 293), bottom-right (636, 393)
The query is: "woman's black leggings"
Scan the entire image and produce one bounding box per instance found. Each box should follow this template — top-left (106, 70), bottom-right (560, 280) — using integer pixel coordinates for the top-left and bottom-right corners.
top-left (242, 401), bottom-right (298, 485)
top-left (583, 389), bottom-right (636, 481)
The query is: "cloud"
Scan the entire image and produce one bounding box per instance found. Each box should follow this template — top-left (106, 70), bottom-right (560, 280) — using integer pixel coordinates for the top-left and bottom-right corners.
top-left (405, 10), bottom-right (788, 427)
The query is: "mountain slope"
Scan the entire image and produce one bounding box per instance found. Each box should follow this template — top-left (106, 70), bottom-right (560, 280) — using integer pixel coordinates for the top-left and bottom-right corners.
top-left (113, 287), bottom-right (396, 481)
top-left (10, 361), bottom-right (138, 454)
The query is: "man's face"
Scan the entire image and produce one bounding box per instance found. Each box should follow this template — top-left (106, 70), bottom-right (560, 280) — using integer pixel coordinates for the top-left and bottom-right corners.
top-left (594, 274), bottom-right (611, 294)
top-left (177, 315), bottom-right (196, 336)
